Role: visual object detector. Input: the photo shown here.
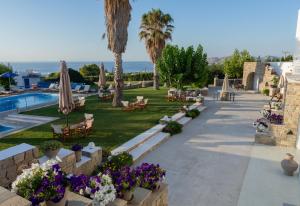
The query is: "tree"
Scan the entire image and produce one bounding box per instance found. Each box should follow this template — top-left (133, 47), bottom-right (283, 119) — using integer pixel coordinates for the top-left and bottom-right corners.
top-left (45, 69), bottom-right (85, 83)
top-left (139, 9), bottom-right (174, 90)
top-left (104, 0), bottom-right (132, 107)
top-left (207, 63), bottom-right (224, 84)
top-left (224, 49), bottom-right (254, 78)
top-left (79, 64), bottom-right (100, 82)
top-left (0, 64), bottom-right (13, 89)
top-left (157, 44), bottom-right (208, 88)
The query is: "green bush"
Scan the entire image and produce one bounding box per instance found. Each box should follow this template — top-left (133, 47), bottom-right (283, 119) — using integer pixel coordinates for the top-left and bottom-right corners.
top-left (99, 152), bottom-right (133, 172)
top-left (262, 88), bottom-right (270, 96)
top-left (40, 140), bottom-right (63, 152)
top-left (185, 109), bottom-right (200, 119)
top-left (162, 121), bottom-right (183, 135)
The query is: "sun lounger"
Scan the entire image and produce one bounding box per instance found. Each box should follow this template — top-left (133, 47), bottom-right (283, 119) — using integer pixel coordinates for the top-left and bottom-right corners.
top-left (10, 85), bottom-right (25, 93)
top-left (0, 86), bottom-right (13, 95)
top-left (72, 85), bottom-right (82, 93)
top-left (78, 85), bottom-right (90, 93)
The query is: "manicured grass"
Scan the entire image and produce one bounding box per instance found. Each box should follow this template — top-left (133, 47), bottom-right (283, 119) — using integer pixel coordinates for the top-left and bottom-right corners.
top-left (0, 88), bottom-right (183, 151)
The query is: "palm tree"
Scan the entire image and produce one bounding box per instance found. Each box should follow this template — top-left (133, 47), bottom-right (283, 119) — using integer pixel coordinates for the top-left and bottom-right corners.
top-left (104, 0), bottom-right (132, 106)
top-left (139, 9), bottom-right (174, 90)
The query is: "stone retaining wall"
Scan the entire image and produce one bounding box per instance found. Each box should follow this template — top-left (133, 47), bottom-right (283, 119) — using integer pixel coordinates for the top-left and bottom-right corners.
top-left (0, 143), bottom-right (39, 188)
top-left (0, 184), bottom-right (168, 206)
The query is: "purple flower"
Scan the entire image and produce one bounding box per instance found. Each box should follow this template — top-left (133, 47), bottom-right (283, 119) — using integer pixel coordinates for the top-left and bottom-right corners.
top-left (135, 163), bottom-right (166, 191)
top-left (71, 144), bottom-right (83, 151)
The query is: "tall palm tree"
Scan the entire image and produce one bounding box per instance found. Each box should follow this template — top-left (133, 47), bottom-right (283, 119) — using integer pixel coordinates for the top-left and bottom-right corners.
top-left (104, 0), bottom-right (132, 106)
top-left (139, 9), bottom-right (174, 90)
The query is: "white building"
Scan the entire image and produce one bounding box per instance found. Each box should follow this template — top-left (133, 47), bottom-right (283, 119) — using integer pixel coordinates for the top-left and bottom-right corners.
top-left (14, 70), bottom-right (41, 89)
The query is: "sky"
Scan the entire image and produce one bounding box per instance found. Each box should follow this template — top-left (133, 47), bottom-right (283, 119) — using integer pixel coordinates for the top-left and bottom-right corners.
top-left (0, 0), bottom-right (300, 62)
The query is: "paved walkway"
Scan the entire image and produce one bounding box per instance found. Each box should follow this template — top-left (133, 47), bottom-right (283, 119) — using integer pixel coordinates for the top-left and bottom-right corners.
top-left (136, 92), bottom-right (299, 206)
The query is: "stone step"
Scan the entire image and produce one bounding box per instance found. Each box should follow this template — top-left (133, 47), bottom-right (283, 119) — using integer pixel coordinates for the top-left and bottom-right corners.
top-left (177, 117), bottom-right (192, 126)
top-left (111, 124), bottom-right (165, 155)
top-left (171, 112), bottom-right (186, 121)
top-left (198, 106), bottom-right (207, 112)
top-left (4, 117), bottom-right (43, 124)
top-left (130, 132), bottom-right (171, 162)
top-left (7, 114), bottom-right (57, 122)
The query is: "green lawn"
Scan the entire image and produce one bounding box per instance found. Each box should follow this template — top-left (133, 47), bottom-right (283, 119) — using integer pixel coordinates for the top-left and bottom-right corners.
top-left (0, 88), bottom-right (183, 151)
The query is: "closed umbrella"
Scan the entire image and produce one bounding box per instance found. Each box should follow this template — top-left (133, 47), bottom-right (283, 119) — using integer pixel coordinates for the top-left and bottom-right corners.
top-left (0, 72), bottom-right (18, 91)
top-left (278, 75), bottom-right (286, 104)
top-left (98, 63), bottom-right (106, 88)
top-left (58, 61), bottom-right (74, 126)
top-left (221, 75), bottom-right (229, 92)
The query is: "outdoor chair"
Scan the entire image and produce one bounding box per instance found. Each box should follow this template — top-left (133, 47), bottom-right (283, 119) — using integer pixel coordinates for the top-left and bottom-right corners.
top-left (121, 101), bottom-right (135, 112)
top-left (84, 113), bottom-right (94, 120)
top-left (135, 98), bottom-right (148, 109)
top-left (51, 124), bottom-right (70, 141)
top-left (74, 97), bottom-right (86, 111)
top-left (75, 118), bottom-right (94, 137)
top-left (136, 96), bottom-right (144, 103)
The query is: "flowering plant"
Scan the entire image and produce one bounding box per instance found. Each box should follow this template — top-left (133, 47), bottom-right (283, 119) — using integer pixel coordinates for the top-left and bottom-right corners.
top-left (11, 159), bottom-right (67, 206)
top-left (106, 166), bottom-right (137, 198)
top-left (269, 114), bottom-right (283, 125)
top-left (70, 173), bottom-right (116, 206)
top-left (135, 163), bottom-right (166, 190)
top-left (71, 144), bottom-right (83, 151)
top-left (100, 152), bottom-right (133, 173)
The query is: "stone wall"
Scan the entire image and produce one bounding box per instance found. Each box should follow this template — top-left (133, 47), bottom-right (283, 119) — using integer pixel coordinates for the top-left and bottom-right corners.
top-left (242, 62), bottom-right (265, 90)
top-left (0, 184), bottom-right (168, 206)
top-left (268, 75), bottom-right (300, 147)
top-left (0, 143), bottom-right (38, 188)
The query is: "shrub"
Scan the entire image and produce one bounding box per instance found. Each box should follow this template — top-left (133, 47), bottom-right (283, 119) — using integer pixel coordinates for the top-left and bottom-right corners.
top-left (262, 88), bottom-right (270, 96)
top-left (100, 152), bottom-right (133, 172)
top-left (40, 140), bottom-right (62, 152)
top-left (162, 121), bottom-right (183, 135)
top-left (185, 109), bottom-right (200, 119)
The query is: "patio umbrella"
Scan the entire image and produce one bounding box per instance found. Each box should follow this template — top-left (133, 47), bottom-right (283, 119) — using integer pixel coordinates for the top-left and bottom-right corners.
top-left (278, 75), bottom-right (287, 104)
top-left (58, 61), bottom-right (74, 126)
top-left (98, 63), bottom-right (106, 88)
top-left (0, 72), bottom-right (18, 91)
top-left (221, 75), bottom-right (229, 93)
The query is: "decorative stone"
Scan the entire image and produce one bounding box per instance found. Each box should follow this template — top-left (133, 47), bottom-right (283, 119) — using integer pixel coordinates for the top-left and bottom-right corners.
top-left (281, 153), bottom-right (299, 176)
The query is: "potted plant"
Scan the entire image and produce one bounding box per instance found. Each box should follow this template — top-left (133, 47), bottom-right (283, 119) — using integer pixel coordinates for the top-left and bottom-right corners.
top-left (135, 163), bottom-right (166, 191)
top-left (107, 166), bottom-right (138, 201)
top-left (70, 173), bottom-right (116, 205)
top-left (11, 160), bottom-right (68, 206)
top-left (41, 140), bottom-right (63, 159)
top-left (185, 109), bottom-right (200, 119)
top-left (71, 144), bottom-right (83, 162)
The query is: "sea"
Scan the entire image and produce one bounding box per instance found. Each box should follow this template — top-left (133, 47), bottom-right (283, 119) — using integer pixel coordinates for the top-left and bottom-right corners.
top-left (6, 61), bottom-right (153, 75)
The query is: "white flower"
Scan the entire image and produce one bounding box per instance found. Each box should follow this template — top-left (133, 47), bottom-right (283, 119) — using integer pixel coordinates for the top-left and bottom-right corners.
top-left (79, 189), bottom-right (84, 196)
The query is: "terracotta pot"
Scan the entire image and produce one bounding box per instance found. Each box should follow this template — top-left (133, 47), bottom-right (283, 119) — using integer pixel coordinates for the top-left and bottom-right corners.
top-left (75, 151), bottom-right (82, 162)
top-left (281, 153), bottom-right (298, 176)
top-left (46, 191), bottom-right (68, 206)
top-left (45, 149), bottom-right (60, 159)
top-left (123, 190), bottom-right (134, 201)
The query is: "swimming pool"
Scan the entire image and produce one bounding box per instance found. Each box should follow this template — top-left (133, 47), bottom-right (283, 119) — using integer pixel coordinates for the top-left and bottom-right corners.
top-left (0, 125), bottom-right (14, 132)
top-left (0, 93), bottom-right (58, 112)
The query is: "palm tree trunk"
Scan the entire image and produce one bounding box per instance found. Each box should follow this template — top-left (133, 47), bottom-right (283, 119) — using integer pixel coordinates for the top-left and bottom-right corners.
top-left (153, 64), bottom-right (159, 90)
top-left (112, 52), bottom-right (124, 107)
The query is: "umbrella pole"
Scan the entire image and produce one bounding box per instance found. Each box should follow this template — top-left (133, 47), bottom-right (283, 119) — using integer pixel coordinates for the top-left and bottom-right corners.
top-left (8, 77), bottom-right (11, 91)
top-left (66, 114), bottom-right (69, 127)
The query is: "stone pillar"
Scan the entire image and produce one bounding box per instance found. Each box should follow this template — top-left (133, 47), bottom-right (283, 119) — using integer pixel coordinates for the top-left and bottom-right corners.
top-left (213, 77), bottom-right (218, 87)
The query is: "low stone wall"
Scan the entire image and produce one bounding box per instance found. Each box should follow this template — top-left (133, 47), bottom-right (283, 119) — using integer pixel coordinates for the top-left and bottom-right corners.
top-left (0, 184), bottom-right (168, 206)
top-left (0, 143), bottom-right (39, 188)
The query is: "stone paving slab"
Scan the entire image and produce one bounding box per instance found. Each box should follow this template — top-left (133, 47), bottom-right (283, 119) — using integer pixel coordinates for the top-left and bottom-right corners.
top-left (237, 145), bottom-right (300, 206)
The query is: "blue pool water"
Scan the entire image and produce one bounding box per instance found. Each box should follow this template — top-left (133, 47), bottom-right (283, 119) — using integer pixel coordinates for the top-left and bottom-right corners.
top-left (0, 93), bottom-right (58, 112)
top-left (0, 125), bottom-right (14, 132)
